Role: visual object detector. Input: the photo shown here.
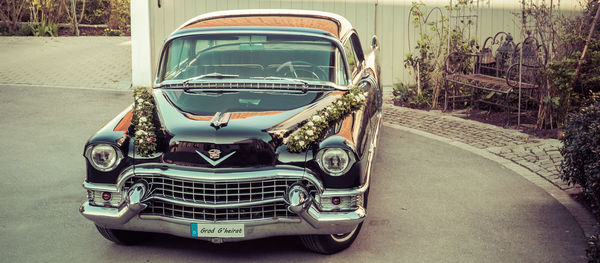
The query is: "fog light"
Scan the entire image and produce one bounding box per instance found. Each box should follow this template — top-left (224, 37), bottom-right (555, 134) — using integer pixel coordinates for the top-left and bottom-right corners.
top-left (102, 192), bottom-right (112, 201)
top-left (286, 184), bottom-right (311, 214)
top-left (331, 197), bottom-right (341, 205)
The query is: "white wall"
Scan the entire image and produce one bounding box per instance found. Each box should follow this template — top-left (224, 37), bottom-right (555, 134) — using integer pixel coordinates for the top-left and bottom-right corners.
top-left (131, 0), bottom-right (152, 88)
top-left (131, 0), bottom-right (583, 88)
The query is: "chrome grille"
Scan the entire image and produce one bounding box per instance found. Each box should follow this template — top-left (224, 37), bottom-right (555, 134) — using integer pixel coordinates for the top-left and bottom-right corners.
top-left (125, 175), bottom-right (318, 221)
top-left (125, 175), bottom-right (317, 204)
top-left (143, 200), bottom-right (293, 221)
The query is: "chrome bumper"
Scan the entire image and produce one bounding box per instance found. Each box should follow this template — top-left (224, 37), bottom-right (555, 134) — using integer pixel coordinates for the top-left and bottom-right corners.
top-left (80, 165), bottom-right (367, 242)
top-left (80, 201), bottom-right (365, 242)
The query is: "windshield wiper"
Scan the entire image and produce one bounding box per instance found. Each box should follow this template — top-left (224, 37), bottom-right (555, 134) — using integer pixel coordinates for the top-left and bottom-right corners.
top-left (182, 73), bottom-right (239, 85)
top-left (250, 76), bottom-right (309, 86)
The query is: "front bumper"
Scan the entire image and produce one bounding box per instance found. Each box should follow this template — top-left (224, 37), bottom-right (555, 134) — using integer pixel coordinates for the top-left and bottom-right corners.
top-left (80, 165), bottom-right (367, 242)
top-left (80, 201), bottom-right (365, 242)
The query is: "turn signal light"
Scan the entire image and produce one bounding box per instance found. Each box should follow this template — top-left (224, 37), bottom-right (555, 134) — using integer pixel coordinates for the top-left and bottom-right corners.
top-left (102, 192), bottom-right (112, 201)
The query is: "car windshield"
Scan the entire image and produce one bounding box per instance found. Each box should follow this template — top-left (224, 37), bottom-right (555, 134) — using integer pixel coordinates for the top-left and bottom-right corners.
top-left (158, 33), bottom-right (347, 85)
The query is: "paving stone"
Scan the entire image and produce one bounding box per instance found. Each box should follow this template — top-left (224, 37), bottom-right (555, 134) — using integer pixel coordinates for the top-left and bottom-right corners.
top-left (529, 165), bottom-right (543, 173)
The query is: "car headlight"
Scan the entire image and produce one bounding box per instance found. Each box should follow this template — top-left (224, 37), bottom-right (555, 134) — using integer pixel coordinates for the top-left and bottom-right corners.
top-left (316, 148), bottom-right (356, 176)
top-left (85, 144), bottom-right (123, 172)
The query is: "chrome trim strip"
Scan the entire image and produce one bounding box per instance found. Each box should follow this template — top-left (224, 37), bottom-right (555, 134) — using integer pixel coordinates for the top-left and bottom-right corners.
top-left (83, 181), bottom-right (118, 192)
top-left (358, 111), bottom-right (382, 193)
top-left (139, 214), bottom-right (301, 226)
top-left (149, 195), bottom-right (286, 209)
top-left (129, 151), bottom-right (163, 159)
top-left (321, 188), bottom-right (362, 197)
top-left (160, 81), bottom-right (341, 91)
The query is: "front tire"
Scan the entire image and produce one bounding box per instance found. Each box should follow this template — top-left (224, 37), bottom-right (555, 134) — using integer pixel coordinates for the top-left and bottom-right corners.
top-left (95, 225), bottom-right (150, 245)
top-left (300, 223), bottom-right (363, 254)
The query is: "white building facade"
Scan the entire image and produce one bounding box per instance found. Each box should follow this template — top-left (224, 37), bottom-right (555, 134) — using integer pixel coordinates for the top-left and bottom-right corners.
top-left (131, 0), bottom-right (582, 89)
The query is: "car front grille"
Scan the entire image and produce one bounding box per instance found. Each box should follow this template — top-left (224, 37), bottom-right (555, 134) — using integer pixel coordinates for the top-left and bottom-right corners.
top-left (125, 175), bottom-right (317, 221)
top-left (126, 175), bottom-right (316, 204)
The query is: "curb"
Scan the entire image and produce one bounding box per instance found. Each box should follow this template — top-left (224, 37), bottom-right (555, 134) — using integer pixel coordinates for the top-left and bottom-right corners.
top-left (383, 122), bottom-right (598, 237)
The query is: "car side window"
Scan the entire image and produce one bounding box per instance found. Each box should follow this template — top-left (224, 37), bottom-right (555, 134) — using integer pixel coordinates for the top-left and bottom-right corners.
top-left (350, 35), bottom-right (365, 76)
top-left (336, 49), bottom-right (348, 85)
top-left (343, 38), bottom-right (358, 78)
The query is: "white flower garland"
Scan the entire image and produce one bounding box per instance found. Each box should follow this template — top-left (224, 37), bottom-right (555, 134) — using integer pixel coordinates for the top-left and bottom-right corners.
top-left (132, 87), bottom-right (157, 156)
top-left (286, 86), bottom-right (367, 152)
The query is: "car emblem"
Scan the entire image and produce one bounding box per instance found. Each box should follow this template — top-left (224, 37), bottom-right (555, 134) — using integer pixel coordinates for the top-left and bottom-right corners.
top-left (208, 149), bottom-right (221, 159)
top-left (196, 150), bottom-right (236, 167)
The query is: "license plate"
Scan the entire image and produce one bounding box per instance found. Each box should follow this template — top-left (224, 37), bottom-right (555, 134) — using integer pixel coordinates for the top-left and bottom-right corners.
top-left (190, 223), bottom-right (245, 238)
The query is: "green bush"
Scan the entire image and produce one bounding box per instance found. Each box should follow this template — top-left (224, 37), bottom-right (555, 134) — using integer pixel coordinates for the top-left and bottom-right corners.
top-left (30, 21), bottom-right (58, 37)
top-left (587, 234), bottom-right (600, 263)
top-left (392, 82), bottom-right (412, 103)
top-left (392, 82), bottom-right (432, 108)
top-left (560, 99), bottom-right (600, 213)
top-left (17, 24), bottom-right (33, 36)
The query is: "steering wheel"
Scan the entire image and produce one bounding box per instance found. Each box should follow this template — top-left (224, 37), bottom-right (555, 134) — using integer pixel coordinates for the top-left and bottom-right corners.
top-left (275, 60), bottom-right (328, 81)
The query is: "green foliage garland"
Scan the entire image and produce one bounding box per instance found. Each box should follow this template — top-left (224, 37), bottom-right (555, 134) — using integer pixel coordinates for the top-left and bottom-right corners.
top-left (132, 87), bottom-right (157, 157)
top-left (286, 87), bottom-right (367, 153)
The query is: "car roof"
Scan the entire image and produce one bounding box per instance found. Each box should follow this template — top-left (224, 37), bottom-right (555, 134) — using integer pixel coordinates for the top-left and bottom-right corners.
top-left (173, 9), bottom-right (354, 40)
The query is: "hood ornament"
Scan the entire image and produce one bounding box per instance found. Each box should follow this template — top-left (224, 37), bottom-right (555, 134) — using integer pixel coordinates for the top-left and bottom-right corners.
top-left (210, 112), bottom-right (231, 129)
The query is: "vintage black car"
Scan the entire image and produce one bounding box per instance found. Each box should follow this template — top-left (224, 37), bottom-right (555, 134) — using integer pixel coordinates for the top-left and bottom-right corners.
top-left (80, 9), bottom-right (382, 254)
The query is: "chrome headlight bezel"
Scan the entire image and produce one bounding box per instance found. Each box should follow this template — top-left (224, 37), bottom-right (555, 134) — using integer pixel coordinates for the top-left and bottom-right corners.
top-left (85, 144), bottom-right (123, 172)
top-left (316, 147), bottom-right (356, 176)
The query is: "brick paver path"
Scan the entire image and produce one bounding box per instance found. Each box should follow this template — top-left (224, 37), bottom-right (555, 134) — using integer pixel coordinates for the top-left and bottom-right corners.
top-left (383, 104), bottom-right (573, 191)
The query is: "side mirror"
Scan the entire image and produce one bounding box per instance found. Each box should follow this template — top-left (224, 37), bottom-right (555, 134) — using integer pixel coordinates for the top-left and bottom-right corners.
top-left (371, 35), bottom-right (379, 50)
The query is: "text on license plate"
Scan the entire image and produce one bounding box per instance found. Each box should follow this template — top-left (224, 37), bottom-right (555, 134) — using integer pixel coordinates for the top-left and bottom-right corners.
top-left (190, 223), bottom-right (245, 238)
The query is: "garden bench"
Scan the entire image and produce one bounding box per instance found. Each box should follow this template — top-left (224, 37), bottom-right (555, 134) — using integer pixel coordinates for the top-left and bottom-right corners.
top-left (443, 32), bottom-right (547, 125)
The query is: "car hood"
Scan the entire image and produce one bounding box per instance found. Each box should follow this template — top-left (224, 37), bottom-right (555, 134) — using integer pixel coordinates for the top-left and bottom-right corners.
top-left (151, 88), bottom-right (343, 168)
